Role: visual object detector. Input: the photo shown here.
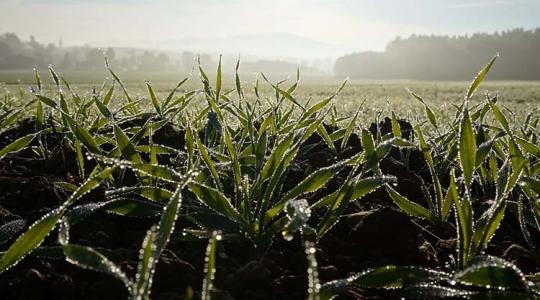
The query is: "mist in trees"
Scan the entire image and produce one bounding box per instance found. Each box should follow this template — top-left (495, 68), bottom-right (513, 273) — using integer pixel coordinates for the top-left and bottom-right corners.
top-left (0, 32), bottom-right (314, 76)
top-left (4, 29), bottom-right (540, 80)
top-left (0, 32), bottom-right (205, 73)
top-left (335, 28), bottom-right (540, 80)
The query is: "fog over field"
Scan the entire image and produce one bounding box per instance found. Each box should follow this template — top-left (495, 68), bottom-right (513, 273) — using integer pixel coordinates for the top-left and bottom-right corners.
top-left (1, 0), bottom-right (540, 75)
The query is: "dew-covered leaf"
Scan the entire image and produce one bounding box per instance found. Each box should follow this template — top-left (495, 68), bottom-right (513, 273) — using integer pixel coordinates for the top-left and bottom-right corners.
top-left (317, 176), bottom-right (393, 238)
top-left (471, 201), bottom-right (506, 256)
top-left (266, 160), bottom-right (347, 221)
top-left (0, 210), bottom-right (61, 272)
top-left (106, 186), bottom-right (173, 203)
top-left (113, 124), bottom-right (142, 164)
top-left (105, 198), bottom-right (164, 218)
top-left (459, 103), bottom-right (476, 191)
top-left (0, 167), bottom-right (113, 272)
top-left (354, 266), bottom-right (449, 289)
top-left (522, 177), bottom-right (540, 195)
top-left (189, 182), bottom-right (246, 228)
top-left (64, 113), bottom-right (101, 154)
top-left (0, 219), bottom-right (26, 245)
top-left (154, 184), bottom-right (184, 254)
top-left (134, 226), bottom-right (158, 298)
top-left (65, 201), bottom-right (112, 224)
top-left (455, 256), bottom-right (526, 291)
top-left (62, 244), bottom-right (132, 290)
top-left (319, 277), bottom-right (355, 300)
top-left (0, 133), bottom-right (37, 160)
top-left (313, 176), bottom-right (394, 209)
top-left (145, 81), bottom-right (161, 115)
top-left (466, 53), bottom-right (498, 99)
top-left (386, 186), bottom-right (437, 223)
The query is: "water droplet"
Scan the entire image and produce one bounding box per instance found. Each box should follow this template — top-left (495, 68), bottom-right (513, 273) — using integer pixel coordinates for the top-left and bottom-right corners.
top-left (282, 231), bottom-right (294, 241)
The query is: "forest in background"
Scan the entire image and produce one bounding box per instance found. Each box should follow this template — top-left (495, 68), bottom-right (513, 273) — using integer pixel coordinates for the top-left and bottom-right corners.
top-left (0, 33), bottom-right (198, 72)
top-left (2, 29), bottom-right (540, 80)
top-left (0, 33), bottom-right (317, 75)
top-left (335, 28), bottom-right (540, 80)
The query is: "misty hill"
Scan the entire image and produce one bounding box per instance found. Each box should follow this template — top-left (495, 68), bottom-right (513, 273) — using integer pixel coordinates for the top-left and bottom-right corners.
top-left (335, 28), bottom-right (540, 80)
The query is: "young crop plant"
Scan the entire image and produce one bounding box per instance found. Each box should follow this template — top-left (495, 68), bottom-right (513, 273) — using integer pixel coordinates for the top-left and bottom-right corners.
top-left (382, 55), bottom-right (526, 266)
top-left (181, 58), bottom-right (396, 249)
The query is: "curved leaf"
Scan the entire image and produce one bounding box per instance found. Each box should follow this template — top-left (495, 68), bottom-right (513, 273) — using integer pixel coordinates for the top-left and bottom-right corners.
top-left (0, 167), bottom-right (113, 272)
top-left (455, 256), bottom-right (526, 291)
top-left (0, 210), bottom-right (61, 272)
top-left (266, 160), bottom-right (347, 221)
top-left (134, 226), bottom-right (157, 298)
top-left (354, 266), bottom-right (449, 289)
top-left (62, 244), bottom-right (132, 290)
top-left (466, 53), bottom-right (498, 99)
top-left (386, 187), bottom-right (437, 223)
top-left (0, 133), bottom-right (37, 160)
top-left (459, 104), bottom-right (476, 191)
top-left (189, 182), bottom-right (246, 228)
top-left (472, 201), bottom-right (506, 256)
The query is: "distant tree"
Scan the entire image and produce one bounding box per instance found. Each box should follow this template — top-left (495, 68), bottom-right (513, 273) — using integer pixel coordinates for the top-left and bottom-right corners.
top-left (78, 48), bottom-right (104, 71)
top-left (335, 28), bottom-right (540, 80)
top-left (0, 42), bottom-right (15, 68)
top-left (60, 52), bottom-right (75, 70)
top-left (139, 51), bottom-right (155, 71)
top-left (180, 51), bottom-right (195, 72)
top-left (157, 53), bottom-right (169, 70)
top-left (0, 32), bottom-right (218, 73)
top-left (3, 33), bottom-right (24, 52)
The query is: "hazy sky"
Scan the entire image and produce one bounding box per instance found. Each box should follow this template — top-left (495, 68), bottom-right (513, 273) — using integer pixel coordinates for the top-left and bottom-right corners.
top-left (1, 0), bottom-right (539, 58)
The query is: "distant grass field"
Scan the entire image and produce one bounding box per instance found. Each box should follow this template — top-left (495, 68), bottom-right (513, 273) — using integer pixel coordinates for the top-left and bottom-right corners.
top-left (2, 69), bottom-right (539, 125)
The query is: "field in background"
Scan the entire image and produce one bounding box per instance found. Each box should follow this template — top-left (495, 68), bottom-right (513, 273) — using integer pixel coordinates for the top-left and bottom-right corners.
top-left (2, 70), bottom-right (539, 124)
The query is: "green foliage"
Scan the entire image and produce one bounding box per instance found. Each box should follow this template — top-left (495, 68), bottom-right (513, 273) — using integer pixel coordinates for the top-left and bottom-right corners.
top-left (0, 132), bottom-right (38, 159)
top-left (0, 55), bottom-right (538, 300)
top-left (321, 256), bottom-right (531, 299)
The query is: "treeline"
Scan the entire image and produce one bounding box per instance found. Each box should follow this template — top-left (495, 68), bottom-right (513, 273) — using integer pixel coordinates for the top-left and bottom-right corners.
top-left (0, 33), bottom-right (316, 75)
top-left (335, 28), bottom-right (540, 80)
top-left (0, 32), bottom-right (211, 73)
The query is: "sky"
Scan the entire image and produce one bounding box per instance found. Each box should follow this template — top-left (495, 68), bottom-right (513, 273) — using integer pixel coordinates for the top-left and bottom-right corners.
top-left (1, 0), bottom-right (540, 59)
